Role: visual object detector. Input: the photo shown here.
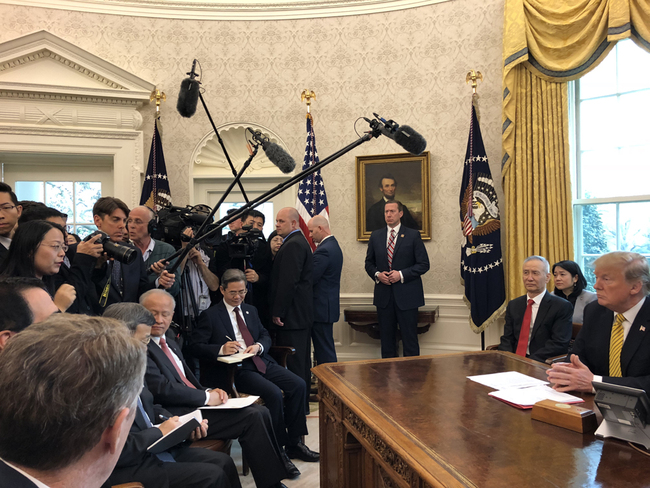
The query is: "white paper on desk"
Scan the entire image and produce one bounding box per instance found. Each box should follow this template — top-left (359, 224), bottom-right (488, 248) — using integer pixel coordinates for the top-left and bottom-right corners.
top-left (199, 396), bottom-right (259, 410)
top-left (489, 385), bottom-right (584, 408)
top-left (217, 352), bottom-right (255, 364)
top-left (467, 371), bottom-right (548, 390)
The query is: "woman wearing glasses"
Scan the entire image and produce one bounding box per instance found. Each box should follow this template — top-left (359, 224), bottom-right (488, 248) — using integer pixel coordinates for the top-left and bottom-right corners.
top-left (0, 220), bottom-right (77, 313)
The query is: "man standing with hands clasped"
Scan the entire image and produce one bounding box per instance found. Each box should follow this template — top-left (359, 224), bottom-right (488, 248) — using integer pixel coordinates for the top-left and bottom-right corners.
top-left (365, 201), bottom-right (429, 358)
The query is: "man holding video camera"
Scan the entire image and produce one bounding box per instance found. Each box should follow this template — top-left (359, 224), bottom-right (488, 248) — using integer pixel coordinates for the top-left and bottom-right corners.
top-left (209, 209), bottom-right (273, 326)
top-left (90, 197), bottom-right (175, 313)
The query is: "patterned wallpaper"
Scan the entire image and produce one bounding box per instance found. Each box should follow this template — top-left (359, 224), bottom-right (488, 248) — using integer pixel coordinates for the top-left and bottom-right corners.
top-left (0, 0), bottom-right (505, 298)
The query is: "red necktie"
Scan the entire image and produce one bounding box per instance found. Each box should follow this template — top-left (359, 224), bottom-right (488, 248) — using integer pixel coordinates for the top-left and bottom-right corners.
top-left (387, 229), bottom-right (396, 270)
top-left (515, 299), bottom-right (535, 356)
top-left (234, 307), bottom-right (266, 374)
top-left (159, 336), bottom-right (196, 388)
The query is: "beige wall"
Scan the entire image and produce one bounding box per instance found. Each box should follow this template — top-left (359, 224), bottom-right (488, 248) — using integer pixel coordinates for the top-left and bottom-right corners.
top-left (0, 0), bottom-right (506, 354)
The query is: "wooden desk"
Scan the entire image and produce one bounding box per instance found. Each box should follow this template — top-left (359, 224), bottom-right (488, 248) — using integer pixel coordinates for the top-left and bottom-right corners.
top-left (313, 351), bottom-right (650, 488)
top-left (344, 305), bottom-right (438, 340)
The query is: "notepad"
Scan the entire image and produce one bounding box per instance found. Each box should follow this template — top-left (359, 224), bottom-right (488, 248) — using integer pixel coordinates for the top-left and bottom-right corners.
top-left (200, 396), bottom-right (260, 410)
top-left (147, 410), bottom-right (203, 453)
top-left (489, 385), bottom-right (584, 409)
top-left (217, 352), bottom-right (255, 364)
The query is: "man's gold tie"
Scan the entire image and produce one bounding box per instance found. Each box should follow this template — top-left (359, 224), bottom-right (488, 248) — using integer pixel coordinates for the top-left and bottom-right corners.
top-left (608, 313), bottom-right (625, 377)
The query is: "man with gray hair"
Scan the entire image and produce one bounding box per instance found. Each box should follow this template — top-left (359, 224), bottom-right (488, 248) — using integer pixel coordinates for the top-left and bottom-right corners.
top-left (498, 255), bottom-right (573, 362)
top-left (0, 314), bottom-right (145, 488)
top-left (548, 251), bottom-right (650, 393)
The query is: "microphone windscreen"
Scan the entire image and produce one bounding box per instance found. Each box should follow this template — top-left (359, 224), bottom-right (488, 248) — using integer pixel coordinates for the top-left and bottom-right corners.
top-left (263, 142), bottom-right (296, 174)
top-left (395, 125), bottom-right (427, 155)
top-left (177, 78), bottom-right (200, 118)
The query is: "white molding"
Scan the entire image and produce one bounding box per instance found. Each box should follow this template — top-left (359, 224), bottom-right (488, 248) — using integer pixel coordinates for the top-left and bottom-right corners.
top-left (0, 0), bottom-right (454, 20)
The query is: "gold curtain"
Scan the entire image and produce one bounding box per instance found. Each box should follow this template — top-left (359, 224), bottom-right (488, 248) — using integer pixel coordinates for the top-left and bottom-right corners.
top-left (501, 0), bottom-right (650, 299)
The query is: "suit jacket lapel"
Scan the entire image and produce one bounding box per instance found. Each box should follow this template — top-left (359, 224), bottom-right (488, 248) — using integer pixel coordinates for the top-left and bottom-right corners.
top-left (148, 340), bottom-right (185, 384)
top-left (217, 301), bottom-right (237, 339)
top-left (621, 299), bottom-right (650, 373)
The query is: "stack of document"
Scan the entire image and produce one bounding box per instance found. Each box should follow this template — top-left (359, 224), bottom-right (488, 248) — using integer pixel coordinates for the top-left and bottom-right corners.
top-left (467, 371), bottom-right (584, 409)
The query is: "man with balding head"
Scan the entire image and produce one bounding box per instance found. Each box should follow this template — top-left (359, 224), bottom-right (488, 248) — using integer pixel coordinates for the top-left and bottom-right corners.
top-left (307, 215), bottom-right (343, 364)
top-left (548, 251), bottom-right (650, 393)
top-left (269, 207), bottom-right (313, 409)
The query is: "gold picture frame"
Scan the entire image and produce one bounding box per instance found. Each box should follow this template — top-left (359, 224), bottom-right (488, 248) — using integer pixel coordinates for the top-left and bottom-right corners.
top-left (356, 151), bottom-right (431, 241)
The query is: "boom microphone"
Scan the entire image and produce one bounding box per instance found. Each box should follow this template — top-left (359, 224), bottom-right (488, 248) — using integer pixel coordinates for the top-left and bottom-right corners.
top-left (249, 128), bottom-right (296, 174)
top-left (177, 60), bottom-right (201, 118)
top-left (370, 113), bottom-right (427, 155)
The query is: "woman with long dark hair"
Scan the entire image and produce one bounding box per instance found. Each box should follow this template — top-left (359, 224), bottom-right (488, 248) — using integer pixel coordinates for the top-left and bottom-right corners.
top-left (552, 260), bottom-right (597, 323)
top-left (0, 220), bottom-right (76, 312)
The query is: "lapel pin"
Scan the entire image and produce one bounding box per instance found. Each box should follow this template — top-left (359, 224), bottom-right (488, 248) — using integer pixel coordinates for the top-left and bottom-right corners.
top-left (400, 234), bottom-right (404, 238)
top-left (245, 311), bottom-right (249, 314)
top-left (641, 326), bottom-right (646, 332)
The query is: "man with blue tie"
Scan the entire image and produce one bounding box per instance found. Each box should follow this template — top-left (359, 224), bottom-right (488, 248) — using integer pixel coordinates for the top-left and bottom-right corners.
top-left (308, 215), bottom-right (343, 364)
top-left (365, 201), bottom-right (429, 358)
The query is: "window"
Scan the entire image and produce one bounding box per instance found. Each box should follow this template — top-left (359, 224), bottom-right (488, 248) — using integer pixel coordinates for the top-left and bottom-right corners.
top-left (572, 40), bottom-right (650, 289)
top-left (14, 181), bottom-right (101, 238)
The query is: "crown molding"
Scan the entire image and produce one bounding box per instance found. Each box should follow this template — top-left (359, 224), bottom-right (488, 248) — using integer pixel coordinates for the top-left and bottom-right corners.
top-left (0, 0), bottom-right (452, 20)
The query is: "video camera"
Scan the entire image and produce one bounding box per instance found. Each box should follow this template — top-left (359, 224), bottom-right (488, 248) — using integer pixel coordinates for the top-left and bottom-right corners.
top-left (152, 205), bottom-right (221, 249)
top-left (227, 224), bottom-right (265, 260)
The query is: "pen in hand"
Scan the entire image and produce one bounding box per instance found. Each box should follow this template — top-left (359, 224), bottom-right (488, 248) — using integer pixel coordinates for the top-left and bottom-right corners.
top-left (225, 336), bottom-right (243, 350)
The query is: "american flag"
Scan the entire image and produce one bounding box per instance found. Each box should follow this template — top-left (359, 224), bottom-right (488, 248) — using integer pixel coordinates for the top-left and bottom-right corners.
top-left (296, 113), bottom-right (329, 251)
top-left (140, 118), bottom-right (172, 210)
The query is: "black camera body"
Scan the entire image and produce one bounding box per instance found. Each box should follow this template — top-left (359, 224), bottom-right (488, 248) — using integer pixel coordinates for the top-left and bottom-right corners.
top-left (84, 230), bottom-right (137, 265)
top-left (152, 205), bottom-right (220, 249)
top-left (228, 226), bottom-right (264, 260)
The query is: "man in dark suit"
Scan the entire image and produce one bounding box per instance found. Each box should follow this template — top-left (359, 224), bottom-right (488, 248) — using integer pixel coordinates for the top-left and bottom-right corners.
top-left (308, 215), bottom-right (343, 364)
top-left (548, 251), bottom-right (650, 393)
top-left (0, 182), bottom-right (21, 267)
top-left (0, 314), bottom-right (146, 488)
top-left (365, 201), bottom-right (429, 358)
top-left (366, 175), bottom-right (419, 232)
top-left (102, 302), bottom-right (240, 488)
top-left (140, 289), bottom-right (292, 488)
top-left (498, 256), bottom-right (573, 362)
top-left (192, 269), bottom-right (318, 466)
top-left (269, 207), bottom-right (313, 406)
top-left (90, 197), bottom-right (155, 313)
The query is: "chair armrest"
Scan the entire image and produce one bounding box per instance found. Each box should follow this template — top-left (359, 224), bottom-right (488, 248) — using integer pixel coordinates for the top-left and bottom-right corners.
top-left (221, 361), bottom-right (241, 398)
top-left (485, 344), bottom-right (499, 351)
top-left (269, 345), bottom-right (296, 368)
top-left (545, 355), bottom-right (568, 365)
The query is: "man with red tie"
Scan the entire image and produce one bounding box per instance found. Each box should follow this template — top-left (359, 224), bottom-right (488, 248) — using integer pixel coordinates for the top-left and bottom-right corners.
top-left (191, 268), bottom-right (318, 469)
top-left (498, 256), bottom-right (573, 363)
top-left (365, 201), bottom-right (429, 358)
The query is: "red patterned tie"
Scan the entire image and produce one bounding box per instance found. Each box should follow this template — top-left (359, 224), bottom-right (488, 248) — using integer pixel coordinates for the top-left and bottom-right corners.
top-left (159, 336), bottom-right (196, 388)
top-left (387, 229), bottom-right (396, 270)
top-left (515, 299), bottom-right (535, 356)
top-left (234, 307), bottom-right (267, 374)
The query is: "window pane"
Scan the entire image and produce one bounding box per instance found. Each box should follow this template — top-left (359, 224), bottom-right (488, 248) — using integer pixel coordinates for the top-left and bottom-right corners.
top-left (75, 182), bottom-right (101, 223)
top-left (14, 181), bottom-right (44, 202)
top-left (581, 146), bottom-right (650, 199)
top-left (618, 202), bottom-right (650, 254)
top-left (582, 255), bottom-right (598, 292)
top-left (74, 225), bottom-right (97, 239)
top-left (45, 182), bottom-right (73, 216)
top-left (618, 40), bottom-right (650, 93)
top-left (580, 47), bottom-right (617, 99)
top-left (618, 91), bottom-right (650, 147)
top-left (579, 97), bottom-right (617, 151)
top-left (578, 203), bottom-right (616, 254)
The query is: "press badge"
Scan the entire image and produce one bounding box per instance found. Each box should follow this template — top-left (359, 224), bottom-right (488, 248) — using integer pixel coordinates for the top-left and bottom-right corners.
top-left (199, 294), bottom-right (209, 310)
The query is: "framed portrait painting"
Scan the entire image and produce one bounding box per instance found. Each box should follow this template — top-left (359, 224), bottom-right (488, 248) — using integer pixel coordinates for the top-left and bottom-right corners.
top-left (356, 151), bottom-right (431, 241)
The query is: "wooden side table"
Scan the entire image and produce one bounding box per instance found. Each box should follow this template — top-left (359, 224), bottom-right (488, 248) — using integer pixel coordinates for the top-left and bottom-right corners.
top-left (343, 305), bottom-right (438, 341)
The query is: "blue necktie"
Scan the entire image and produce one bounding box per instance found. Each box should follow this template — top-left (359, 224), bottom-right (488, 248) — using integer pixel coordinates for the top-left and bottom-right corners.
top-left (137, 396), bottom-right (175, 463)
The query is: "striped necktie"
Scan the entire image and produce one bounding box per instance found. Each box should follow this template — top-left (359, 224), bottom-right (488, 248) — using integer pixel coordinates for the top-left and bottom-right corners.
top-left (387, 229), bottom-right (396, 270)
top-left (609, 313), bottom-right (626, 377)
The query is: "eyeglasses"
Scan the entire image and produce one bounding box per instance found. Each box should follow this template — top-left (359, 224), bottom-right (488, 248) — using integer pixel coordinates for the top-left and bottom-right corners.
top-left (226, 289), bottom-right (248, 297)
top-left (0, 204), bottom-right (17, 213)
top-left (42, 243), bottom-right (69, 253)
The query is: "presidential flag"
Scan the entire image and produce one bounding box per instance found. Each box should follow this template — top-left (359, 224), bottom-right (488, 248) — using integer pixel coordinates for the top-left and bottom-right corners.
top-left (140, 119), bottom-right (172, 210)
top-left (296, 113), bottom-right (329, 251)
top-left (460, 101), bottom-right (506, 333)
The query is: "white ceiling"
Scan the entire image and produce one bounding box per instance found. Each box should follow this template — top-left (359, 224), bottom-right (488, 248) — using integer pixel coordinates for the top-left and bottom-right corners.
top-left (0, 0), bottom-right (452, 20)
